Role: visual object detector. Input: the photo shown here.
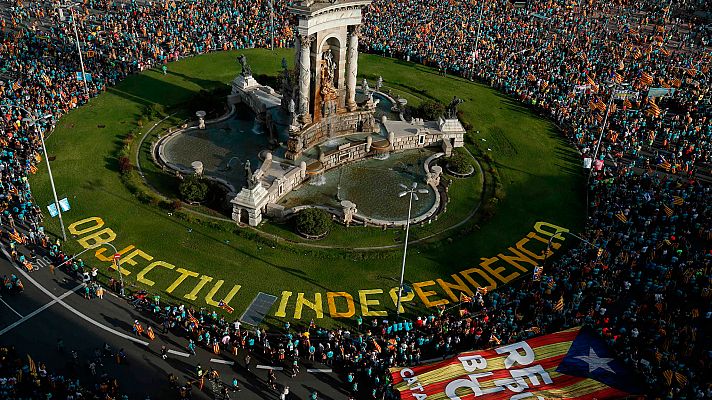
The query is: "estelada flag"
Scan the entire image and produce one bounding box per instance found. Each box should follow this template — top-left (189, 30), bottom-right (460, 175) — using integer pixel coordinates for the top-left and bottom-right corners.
top-left (218, 300), bottom-right (234, 314)
top-left (390, 327), bottom-right (642, 400)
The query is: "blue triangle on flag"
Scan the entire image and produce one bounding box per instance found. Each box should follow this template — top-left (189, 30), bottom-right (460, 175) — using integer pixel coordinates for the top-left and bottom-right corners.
top-left (557, 327), bottom-right (643, 394)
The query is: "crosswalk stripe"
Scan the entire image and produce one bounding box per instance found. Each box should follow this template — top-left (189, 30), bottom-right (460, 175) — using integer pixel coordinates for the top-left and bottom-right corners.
top-left (256, 365), bottom-right (283, 370)
top-left (35, 257), bottom-right (50, 268)
top-left (307, 368), bottom-right (333, 373)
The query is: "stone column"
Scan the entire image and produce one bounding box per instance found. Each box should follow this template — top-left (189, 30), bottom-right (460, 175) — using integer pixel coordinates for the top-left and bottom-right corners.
top-left (345, 25), bottom-right (360, 111)
top-left (298, 34), bottom-right (314, 124)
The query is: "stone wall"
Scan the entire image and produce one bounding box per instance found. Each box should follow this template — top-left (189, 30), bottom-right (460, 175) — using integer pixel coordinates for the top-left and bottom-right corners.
top-left (322, 141), bottom-right (369, 170)
top-left (286, 109), bottom-right (376, 159)
top-left (264, 164), bottom-right (307, 205)
top-left (390, 132), bottom-right (463, 152)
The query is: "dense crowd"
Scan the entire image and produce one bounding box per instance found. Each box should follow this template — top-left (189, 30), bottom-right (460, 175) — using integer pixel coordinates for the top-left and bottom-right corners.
top-left (0, 344), bottom-right (127, 399)
top-left (1, 0), bottom-right (711, 399)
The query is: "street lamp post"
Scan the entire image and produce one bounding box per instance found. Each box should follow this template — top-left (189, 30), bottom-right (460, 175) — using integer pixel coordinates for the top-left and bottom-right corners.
top-left (1, 105), bottom-right (67, 242)
top-left (395, 182), bottom-right (429, 317)
top-left (471, 2), bottom-right (485, 78)
top-left (269, 0), bottom-right (275, 51)
top-left (58, 3), bottom-right (90, 99)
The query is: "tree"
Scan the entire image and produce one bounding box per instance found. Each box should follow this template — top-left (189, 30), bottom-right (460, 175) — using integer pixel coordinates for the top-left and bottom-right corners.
top-left (295, 208), bottom-right (331, 237)
top-left (179, 176), bottom-right (209, 203)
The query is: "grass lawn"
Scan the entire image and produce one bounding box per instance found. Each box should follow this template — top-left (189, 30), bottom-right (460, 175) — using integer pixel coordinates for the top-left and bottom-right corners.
top-left (31, 49), bottom-right (584, 327)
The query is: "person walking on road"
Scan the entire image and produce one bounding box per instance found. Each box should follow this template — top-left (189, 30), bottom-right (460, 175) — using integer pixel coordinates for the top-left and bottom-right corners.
top-left (133, 320), bottom-right (144, 336)
top-left (188, 339), bottom-right (196, 355)
top-left (244, 353), bottom-right (251, 371)
top-left (195, 364), bottom-right (203, 380)
top-left (268, 369), bottom-right (277, 390)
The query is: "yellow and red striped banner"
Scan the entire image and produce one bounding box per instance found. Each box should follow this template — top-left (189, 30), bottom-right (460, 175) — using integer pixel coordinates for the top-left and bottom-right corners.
top-left (390, 327), bottom-right (639, 400)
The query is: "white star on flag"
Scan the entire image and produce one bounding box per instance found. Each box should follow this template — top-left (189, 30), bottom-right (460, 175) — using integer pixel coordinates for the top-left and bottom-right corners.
top-left (575, 347), bottom-right (615, 374)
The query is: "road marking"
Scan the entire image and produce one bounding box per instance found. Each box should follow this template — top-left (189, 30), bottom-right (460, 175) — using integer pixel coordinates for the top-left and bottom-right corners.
top-left (307, 368), bottom-right (333, 373)
top-left (0, 284), bottom-right (81, 335)
top-left (0, 246), bottom-right (149, 346)
top-left (0, 296), bottom-right (23, 318)
top-left (256, 365), bottom-right (283, 370)
top-left (168, 349), bottom-right (191, 358)
top-left (210, 358), bottom-right (235, 365)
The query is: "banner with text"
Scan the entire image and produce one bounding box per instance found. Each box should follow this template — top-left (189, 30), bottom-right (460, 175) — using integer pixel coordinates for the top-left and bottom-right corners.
top-left (390, 327), bottom-right (642, 400)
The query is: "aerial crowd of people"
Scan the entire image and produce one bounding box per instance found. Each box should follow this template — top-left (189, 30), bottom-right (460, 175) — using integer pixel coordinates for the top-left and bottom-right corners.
top-left (0, 0), bottom-right (711, 399)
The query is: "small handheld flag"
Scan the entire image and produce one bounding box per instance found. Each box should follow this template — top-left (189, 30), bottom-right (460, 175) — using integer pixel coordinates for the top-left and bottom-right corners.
top-left (663, 204), bottom-right (673, 217)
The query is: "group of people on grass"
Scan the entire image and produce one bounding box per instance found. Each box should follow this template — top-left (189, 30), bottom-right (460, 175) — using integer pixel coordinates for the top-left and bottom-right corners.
top-left (0, 0), bottom-right (711, 399)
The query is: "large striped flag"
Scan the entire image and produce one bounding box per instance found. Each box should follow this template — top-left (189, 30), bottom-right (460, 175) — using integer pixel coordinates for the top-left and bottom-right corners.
top-left (390, 327), bottom-right (642, 400)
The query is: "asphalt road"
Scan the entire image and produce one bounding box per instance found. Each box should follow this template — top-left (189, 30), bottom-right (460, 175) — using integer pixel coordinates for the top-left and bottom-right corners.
top-left (0, 246), bottom-right (351, 400)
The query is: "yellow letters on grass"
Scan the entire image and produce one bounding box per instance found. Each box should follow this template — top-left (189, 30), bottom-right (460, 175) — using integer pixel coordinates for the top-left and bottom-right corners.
top-left (436, 274), bottom-right (474, 303)
top-left (77, 228), bottom-right (116, 249)
top-left (137, 261), bottom-right (175, 286)
top-left (294, 293), bottom-right (323, 319)
top-left (327, 292), bottom-right (355, 318)
top-left (68, 217), bottom-right (104, 236)
top-left (534, 221), bottom-right (569, 238)
top-left (413, 280), bottom-right (449, 308)
top-left (95, 245), bottom-right (135, 262)
top-left (359, 289), bottom-right (387, 316)
top-left (388, 287), bottom-right (415, 313)
top-left (480, 256), bottom-right (520, 284)
top-left (185, 275), bottom-right (213, 300)
top-left (166, 268), bottom-right (199, 294)
top-left (461, 267), bottom-right (498, 291)
top-left (205, 281), bottom-right (241, 307)
top-left (274, 291), bottom-right (293, 318)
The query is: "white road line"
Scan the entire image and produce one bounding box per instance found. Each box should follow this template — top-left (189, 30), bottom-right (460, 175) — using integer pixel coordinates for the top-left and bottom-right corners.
top-left (210, 358), bottom-right (235, 365)
top-left (0, 247), bottom-right (149, 346)
top-left (307, 368), bottom-right (333, 373)
top-left (0, 284), bottom-right (81, 335)
top-left (256, 365), bottom-right (283, 370)
top-left (0, 296), bottom-right (23, 318)
top-left (168, 349), bottom-right (191, 358)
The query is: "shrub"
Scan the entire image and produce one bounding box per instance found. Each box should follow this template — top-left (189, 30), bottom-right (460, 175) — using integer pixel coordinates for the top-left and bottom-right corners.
top-left (456, 110), bottom-right (473, 131)
top-left (448, 151), bottom-right (472, 175)
top-left (143, 104), bottom-right (164, 120)
top-left (169, 199), bottom-right (182, 211)
top-left (481, 197), bottom-right (499, 221)
top-left (179, 176), bottom-right (209, 203)
top-left (118, 156), bottom-right (132, 174)
top-left (295, 208), bottom-right (331, 237)
top-left (494, 183), bottom-right (507, 201)
top-left (414, 100), bottom-right (445, 120)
